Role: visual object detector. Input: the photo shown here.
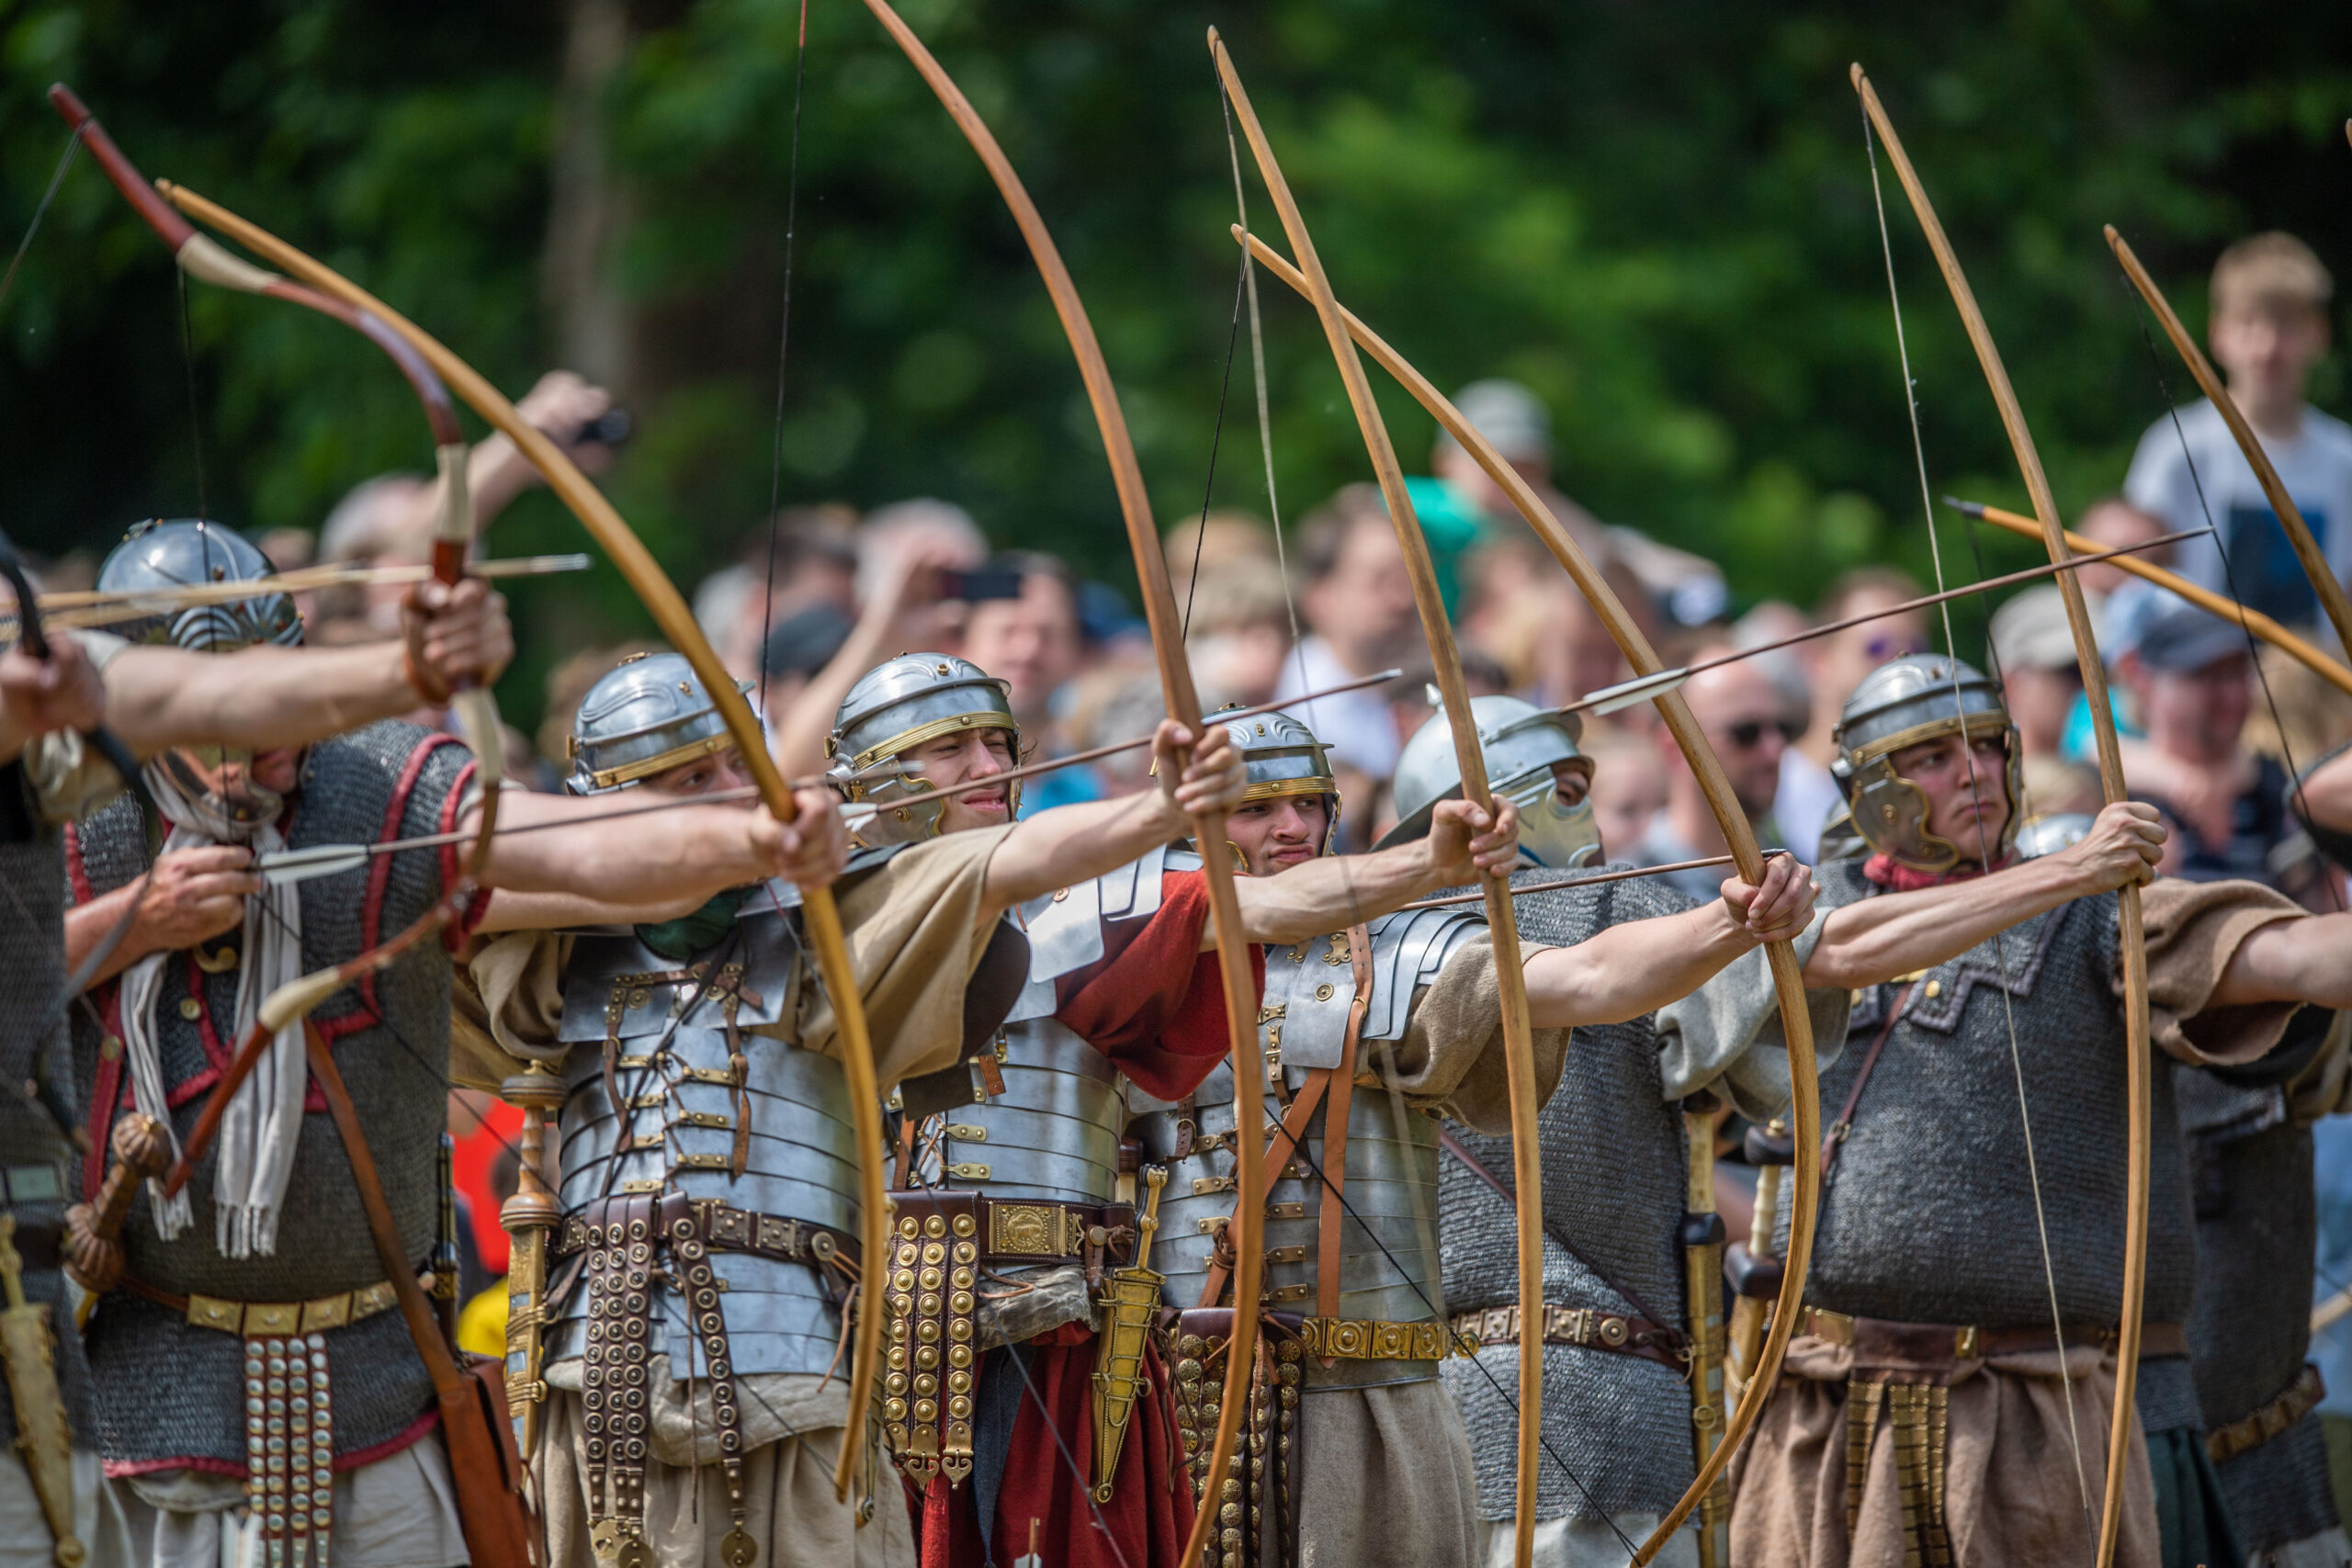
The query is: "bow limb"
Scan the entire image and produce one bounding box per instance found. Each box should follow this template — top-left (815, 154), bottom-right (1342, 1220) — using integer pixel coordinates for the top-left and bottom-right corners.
top-left (2104, 225), bottom-right (2352, 659)
top-left (1855, 66), bottom-right (2152, 1568)
top-left (846, 2), bottom-right (1266, 1546)
top-left (1233, 222), bottom-right (1817, 1565)
top-left (1207, 35), bottom-right (1553, 1566)
top-left (1955, 500), bottom-right (2352, 698)
top-left (151, 185), bottom-right (893, 1504)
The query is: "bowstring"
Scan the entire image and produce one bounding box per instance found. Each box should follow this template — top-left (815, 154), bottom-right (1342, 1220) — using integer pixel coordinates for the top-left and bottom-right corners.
top-left (176, 271), bottom-right (209, 523)
top-left (1182, 236), bottom-right (1250, 642)
top-left (1220, 81), bottom-right (1308, 699)
top-left (0, 124), bottom-right (83, 317)
top-left (756, 0), bottom-right (813, 720)
top-left (1860, 109), bottom-right (2096, 1529)
top-left (2115, 284), bottom-right (2341, 914)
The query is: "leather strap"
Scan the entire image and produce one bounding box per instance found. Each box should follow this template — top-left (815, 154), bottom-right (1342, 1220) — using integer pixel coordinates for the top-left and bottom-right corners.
top-left (303, 1022), bottom-right (465, 1396)
top-left (2206, 1362), bottom-right (2325, 1464)
top-left (1437, 1127), bottom-right (1681, 1342)
top-left (1790, 1303), bottom-right (2188, 1365)
top-left (1314, 924), bottom-right (1373, 1331)
top-left (1196, 1051), bottom-right (1334, 1309)
top-left (1822, 982), bottom-right (1913, 1179)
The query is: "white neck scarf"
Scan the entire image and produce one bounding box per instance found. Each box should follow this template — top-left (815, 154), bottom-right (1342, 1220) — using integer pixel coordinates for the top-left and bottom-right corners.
top-left (119, 765), bottom-right (307, 1257)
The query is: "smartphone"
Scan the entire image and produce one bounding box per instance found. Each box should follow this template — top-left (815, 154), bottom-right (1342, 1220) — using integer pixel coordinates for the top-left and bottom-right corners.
top-left (938, 567), bottom-right (1024, 602)
top-left (571, 409), bottom-right (633, 447)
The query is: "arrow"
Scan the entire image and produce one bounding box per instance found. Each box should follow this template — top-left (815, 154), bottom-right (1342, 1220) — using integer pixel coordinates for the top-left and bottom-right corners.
top-left (1395, 849), bottom-right (1792, 911)
top-left (252, 670), bottom-right (1403, 885)
top-left (1562, 527), bottom-right (2205, 718)
top-left (3, 552), bottom-right (591, 637)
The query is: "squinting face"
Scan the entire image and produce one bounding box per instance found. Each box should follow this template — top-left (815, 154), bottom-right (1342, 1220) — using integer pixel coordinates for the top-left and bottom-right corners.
top-left (1227, 795), bottom-right (1330, 876)
top-left (901, 728), bottom-right (1019, 835)
top-left (1886, 730), bottom-right (2012, 862)
top-left (644, 746), bottom-right (752, 799)
top-left (162, 745), bottom-right (304, 825)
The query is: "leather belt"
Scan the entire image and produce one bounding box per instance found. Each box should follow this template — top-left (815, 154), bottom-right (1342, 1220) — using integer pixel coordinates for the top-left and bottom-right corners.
top-left (555, 1194), bottom-right (859, 1274)
top-left (2207, 1363), bottom-right (2325, 1465)
top-left (1788, 1304), bottom-right (2188, 1364)
top-left (1452, 1303), bottom-right (1686, 1371)
top-left (122, 1272), bottom-right (421, 1337)
top-left (888, 1189), bottom-right (1132, 1271)
top-left (1300, 1314), bottom-right (1467, 1364)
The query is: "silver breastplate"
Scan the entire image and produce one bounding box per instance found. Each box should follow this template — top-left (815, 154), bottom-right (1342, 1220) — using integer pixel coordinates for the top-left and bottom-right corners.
top-left (895, 852), bottom-right (1173, 1207)
top-left (918, 1017), bottom-right (1127, 1205)
top-left (548, 910), bottom-right (859, 1380)
top-left (1129, 908), bottom-right (1485, 1388)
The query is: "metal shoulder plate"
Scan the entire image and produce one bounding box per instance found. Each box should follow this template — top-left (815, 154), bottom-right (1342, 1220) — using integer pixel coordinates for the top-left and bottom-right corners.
top-left (1262, 905), bottom-right (1487, 1072)
top-left (557, 905), bottom-right (803, 1043)
top-left (1004, 841), bottom-right (1172, 1023)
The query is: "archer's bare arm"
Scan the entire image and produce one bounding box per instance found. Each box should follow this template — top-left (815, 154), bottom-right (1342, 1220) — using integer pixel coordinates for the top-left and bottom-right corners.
top-left (470, 783), bottom-right (844, 906)
top-left (1213, 798), bottom-right (1522, 947)
top-left (1800, 801), bottom-right (2164, 989)
top-left (979, 722), bottom-right (1245, 912)
top-left (1525, 854), bottom-right (1817, 1027)
top-left (97, 580), bottom-right (512, 758)
top-left (2210, 910), bottom-right (2352, 1010)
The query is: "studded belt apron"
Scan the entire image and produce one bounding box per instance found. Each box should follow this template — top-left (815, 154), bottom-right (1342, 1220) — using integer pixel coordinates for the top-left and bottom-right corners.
top-left (579, 1194), bottom-right (759, 1568)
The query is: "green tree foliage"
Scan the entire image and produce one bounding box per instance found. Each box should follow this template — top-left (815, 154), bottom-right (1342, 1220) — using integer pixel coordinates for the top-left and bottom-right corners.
top-left (2, 0), bottom-right (2348, 723)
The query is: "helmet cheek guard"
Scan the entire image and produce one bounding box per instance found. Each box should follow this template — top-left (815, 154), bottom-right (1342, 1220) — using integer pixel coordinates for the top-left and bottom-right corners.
top-left (828, 653), bottom-right (1022, 847)
top-left (1832, 653), bottom-right (2024, 872)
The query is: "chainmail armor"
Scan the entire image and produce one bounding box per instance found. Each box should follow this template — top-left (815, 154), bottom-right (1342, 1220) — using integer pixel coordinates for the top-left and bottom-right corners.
top-left (1782, 858), bottom-right (2198, 1434)
top-left (1441, 865), bottom-right (1700, 1522)
top-left (2176, 1059), bottom-right (2340, 1551)
top-left (69, 722), bottom-right (469, 1470)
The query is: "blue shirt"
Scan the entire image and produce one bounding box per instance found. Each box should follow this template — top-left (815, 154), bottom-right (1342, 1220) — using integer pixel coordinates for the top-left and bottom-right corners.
top-left (2311, 1117), bottom-right (2352, 1416)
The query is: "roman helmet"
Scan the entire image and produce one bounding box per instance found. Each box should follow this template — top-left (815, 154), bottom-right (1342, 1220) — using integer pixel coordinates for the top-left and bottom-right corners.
top-left (827, 652), bottom-right (1020, 844)
top-left (98, 520), bottom-right (304, 831)
top-left (1219, 706), bottom-right (1342, 857)
top-left (1374, 694), bottom-right (1599, 869)
top-left (97, 518), bottom-right (302, 653)
top-left (568, 651), bottom-right (751, 795)
top-left (1830, 652), bottom-right (2023, 873)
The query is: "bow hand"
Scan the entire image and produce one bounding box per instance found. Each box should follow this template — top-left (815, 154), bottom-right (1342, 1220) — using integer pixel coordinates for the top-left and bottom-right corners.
top-left (0, 628), bottom-right (106, 743)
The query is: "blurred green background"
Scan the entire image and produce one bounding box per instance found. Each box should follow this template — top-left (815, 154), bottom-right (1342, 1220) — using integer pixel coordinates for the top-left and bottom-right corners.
top-left (4, 0), bottom-right (2349, 726)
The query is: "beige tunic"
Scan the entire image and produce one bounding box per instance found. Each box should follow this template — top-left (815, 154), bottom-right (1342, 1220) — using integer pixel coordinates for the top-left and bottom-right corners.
top-left (457, 825), bottom-right (1016, 1567)
top-left (1729, 877), bottom-right (2311, 1568)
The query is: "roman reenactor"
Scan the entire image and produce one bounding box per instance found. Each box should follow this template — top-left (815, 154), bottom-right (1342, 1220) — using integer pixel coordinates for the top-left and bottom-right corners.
top-left (461, 649), bottom-right (1247, 1568)
top-left (1136, 706), bottom-right (1820, 1567)
top-left (1401, 694), bottom-right (2171, 1566)
top-left (61, 525), bottom-right (843, 1566)
top-left (831, 660), bottom-right (1520, 1568)
top-left (1730, 653), bottom-right (2352, 1568)
top-left (0, 514), bottom-right (522, 1568)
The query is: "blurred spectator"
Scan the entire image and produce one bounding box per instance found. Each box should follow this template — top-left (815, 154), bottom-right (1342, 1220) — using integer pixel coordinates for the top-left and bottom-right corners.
top-left (1186, 566), bottom-right (1296, 710)
top-left (2019, 753), bottom-right (2104, 821)
top-left (2074, 496), bottom-right (2173, 599)
top-left (858, 498), bottom-right (989, 615)
top-left (768, 531), bottom-right (987, 780)
top-left (1735, 601), bottom-right (1831, 863)
top-left (1164, 509), bottom-right (1282, 583)
top-left (313, 369), bottom-right (616, 644)
top-left (1378, 657), bottom-right (1513, 767)
top-left (1588, 726), bottom-right (1668, 862)
top-left (1273, 485), bottom-right (1425, 791)
top-left (1792, 567), bottom-right (1928, 767)
top-left (965, 551), bottom-right (1085, 722)
top-left (761, 604), bottom-right (855, 735)
top-left (692, 504), bottom-right (859, 682)
top-left (1988, 585), bottom-right (2101, 760)
top-left (1064, 666), bottom-right (1168, 798)
top-left (1628, 650), bottom-right (1792, 900)
top-left (2110, 592), bottom-right (2324, 900)
top-left (1430, 377), bottom-right (1725, 627)
top-left (1470, 541), bottom-right (1656, 712)
top-left (2126, 232), bottom-right (2352, 631)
